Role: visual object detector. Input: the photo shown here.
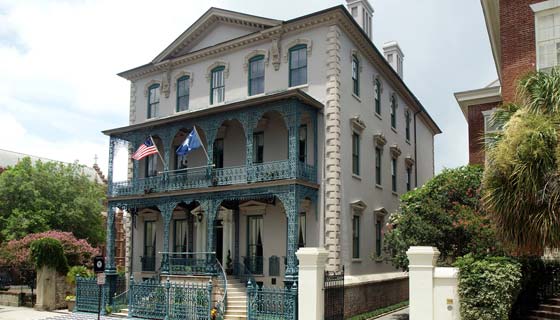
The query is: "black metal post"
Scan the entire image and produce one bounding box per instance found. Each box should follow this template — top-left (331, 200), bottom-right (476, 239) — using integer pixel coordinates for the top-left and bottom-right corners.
top-left (98, 284), bottom-right (102, 320)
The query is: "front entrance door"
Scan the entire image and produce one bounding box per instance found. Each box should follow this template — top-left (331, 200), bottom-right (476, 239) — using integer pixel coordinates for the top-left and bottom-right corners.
top-left (216, 220), bottom-right (224, 264)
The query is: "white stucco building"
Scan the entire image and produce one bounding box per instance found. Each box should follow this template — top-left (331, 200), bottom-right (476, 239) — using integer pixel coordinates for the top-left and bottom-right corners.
top-left (97, 1), bottom-right (440, 318)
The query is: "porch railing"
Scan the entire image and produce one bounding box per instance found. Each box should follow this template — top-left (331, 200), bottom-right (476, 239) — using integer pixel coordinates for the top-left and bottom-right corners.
top-left (243, 256), bottom-right (264, 275)
top-left (163, 252), bottom-right (217, 276)
top-left (110, 160), bottom-right (316, 197)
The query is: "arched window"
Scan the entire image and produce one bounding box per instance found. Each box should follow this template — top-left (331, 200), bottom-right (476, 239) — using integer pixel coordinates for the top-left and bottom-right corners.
top-left (374, 78), bottom-right (381, 115)
top-left (289, 44), bottom-right (307, 87)
top-left (248, 55), bottom-right (265, 96)
top-left (176, 76), bottom-right (190, 112)
top-left (147, 83), bottom-right (160, 119)
top-left (210, 66), bottom-right (225, 104)
top-left (390, 94), bottom-right (397, 129)
top-left (352, 55), bottom-right (360, 96)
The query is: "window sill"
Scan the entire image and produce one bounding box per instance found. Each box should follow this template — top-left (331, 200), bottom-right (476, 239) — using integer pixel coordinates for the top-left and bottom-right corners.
top-left (352, 258), bottom-right (362, 263)
top-left (288, 83), bottom-right (309, 91)
top-left (375, 184), bottom-right (383, 190)
top-left (375, 112), bottom-right (382, 120)
top-left (392, 191), bottom-right (399, 197)
top-left (352, 174), bottom-right (362, 181)
top-left (247, 92), bottom-right (266, 99)
top-left (352, 93), bottom-right (362, 103)
top-left (391, 127), bottom-right (398, 134)
top-left (374, 256), bottom-right (385, 263)
top-left (406, 139), bottom-right (411, 145)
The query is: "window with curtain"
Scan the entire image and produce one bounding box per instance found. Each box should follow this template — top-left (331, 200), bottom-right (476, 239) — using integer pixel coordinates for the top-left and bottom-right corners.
top-left (289, 44), bottom-right (307, 87)
top-left (144, 221), bottom-right (156, 258)
top-left (213, 138), bottom-right (224, 169)
top-left (253, 132), bottom-right (264, 163)
top-left (211, 66), bottom-right (225, 104)
top-left (391, 158), bottom-right (397, 192)
top-left (375, 217), bottom-right (383, 257)
top-left (390, 95), bottom-right (397, 129)
top-left (405, 109), bottom-right (411, 141)
top-left (174, 219), bottom-right (188, 253)
top-left (176, 76), bottom-right (190, 112)
top-left (249, 55), bottom-right (265, 96)
top-left (375, 147), bottom-right (382, 185)
top-left (145, 155), bottom-right (158, 177)
top-left (298, 213), bottom-right (306, 248)
top-left (406, 166), bottom-right (412, 191)
top-left (352, 215), bottom-right (360, 259)
top-left (352, 55), bottom-right (360, 96)
top-left (352, 132), bottom-right (360, 175)
top-left (148, 84), bottom-right (160, 119)
top-left (299, 125), bottom-right (307, 163)
top-left (374, 78), bottom-right (381, 115)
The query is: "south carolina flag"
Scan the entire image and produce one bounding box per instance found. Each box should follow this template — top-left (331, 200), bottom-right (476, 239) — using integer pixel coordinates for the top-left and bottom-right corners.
top-left (176, 128), bottom-right (202, 156)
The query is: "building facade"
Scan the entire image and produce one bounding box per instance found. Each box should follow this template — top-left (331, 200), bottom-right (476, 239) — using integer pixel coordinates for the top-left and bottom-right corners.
top-left (455, 0), bottom-right (560, 164)
top-left (99, 1), bottom-right (440, 318)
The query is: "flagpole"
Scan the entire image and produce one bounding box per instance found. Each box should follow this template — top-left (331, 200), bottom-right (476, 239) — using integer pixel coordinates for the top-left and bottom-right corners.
top-left (150, 135), bottom-right (167, 170)
top-left (193, 126), bottom-right (211, 164)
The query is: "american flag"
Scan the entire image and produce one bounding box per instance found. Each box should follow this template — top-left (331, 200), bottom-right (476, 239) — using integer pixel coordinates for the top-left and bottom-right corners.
top-left (132, 137), bottom-right (159, 160)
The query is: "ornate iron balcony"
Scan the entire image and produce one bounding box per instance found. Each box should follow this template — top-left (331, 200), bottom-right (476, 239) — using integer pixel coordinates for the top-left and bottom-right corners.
top-left (110, 160), bottom-right (316, 197)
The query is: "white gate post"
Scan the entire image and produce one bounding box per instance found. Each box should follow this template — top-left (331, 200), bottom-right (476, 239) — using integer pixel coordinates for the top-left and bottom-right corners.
top-left (407, 246), bottom-right (440, 320)
top-left (296, 247), bottom-right (329, 320)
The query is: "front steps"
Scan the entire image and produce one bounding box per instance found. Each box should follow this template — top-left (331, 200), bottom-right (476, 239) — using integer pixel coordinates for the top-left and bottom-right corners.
top-left (224, 276), bottom-right (248, 320)
top-left (528, 297), bottom-right (560, 319)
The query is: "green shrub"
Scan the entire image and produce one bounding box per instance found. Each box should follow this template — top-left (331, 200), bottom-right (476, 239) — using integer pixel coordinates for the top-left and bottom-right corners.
top-left (455, 254), bottom-right (522, 320)
top-left (66, 265), bottom-right (93, 286)
top-left (29, 237), bottom-right (68, 274)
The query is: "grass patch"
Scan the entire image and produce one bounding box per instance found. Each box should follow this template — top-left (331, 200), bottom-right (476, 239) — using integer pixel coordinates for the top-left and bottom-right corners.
top-left (347, 300), bottom-right (409, 320)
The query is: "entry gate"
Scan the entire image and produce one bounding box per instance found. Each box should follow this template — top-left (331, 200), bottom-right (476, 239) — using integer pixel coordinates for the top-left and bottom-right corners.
top-left (324, 266), bottom-right (344, 320)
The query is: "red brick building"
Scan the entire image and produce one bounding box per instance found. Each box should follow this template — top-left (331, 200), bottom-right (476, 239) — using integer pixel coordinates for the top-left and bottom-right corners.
top-left (455, 0), bottom-right (560, 164)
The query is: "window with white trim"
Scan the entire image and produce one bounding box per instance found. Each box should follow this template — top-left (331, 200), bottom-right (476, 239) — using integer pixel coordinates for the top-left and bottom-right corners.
top-left (536, 8), bottom-right (560, 70)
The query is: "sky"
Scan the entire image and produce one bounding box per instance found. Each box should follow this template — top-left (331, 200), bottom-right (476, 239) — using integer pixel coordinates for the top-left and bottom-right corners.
top-left (0, 0), bottom-right (497, 180)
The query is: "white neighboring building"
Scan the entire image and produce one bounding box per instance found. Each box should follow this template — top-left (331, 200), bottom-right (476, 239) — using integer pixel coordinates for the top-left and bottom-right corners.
top-left (101, 1), bottom-right (440, 317)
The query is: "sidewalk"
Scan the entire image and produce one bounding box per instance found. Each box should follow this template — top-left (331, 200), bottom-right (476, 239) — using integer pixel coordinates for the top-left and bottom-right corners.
top-left (374, 307), bottom-right (409, 320)
top-left (0, 306), bottom-right (121, 320)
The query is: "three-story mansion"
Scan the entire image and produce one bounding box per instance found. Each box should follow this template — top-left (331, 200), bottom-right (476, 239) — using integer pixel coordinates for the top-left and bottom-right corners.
top-left (98, 1), bottom-right (440, 318)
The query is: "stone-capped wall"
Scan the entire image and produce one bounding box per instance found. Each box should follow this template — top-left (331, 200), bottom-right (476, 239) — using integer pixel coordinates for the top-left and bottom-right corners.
top-left (343, 277), bottom-right (408, 318)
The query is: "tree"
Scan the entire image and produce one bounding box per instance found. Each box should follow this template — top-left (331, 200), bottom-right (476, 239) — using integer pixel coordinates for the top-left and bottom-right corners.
top-left (0, 157), bottom-right (105, 245)
top-left (384, 165), bottom-right (501, 270)
top-left (483, 68), bottom-right (560, 254)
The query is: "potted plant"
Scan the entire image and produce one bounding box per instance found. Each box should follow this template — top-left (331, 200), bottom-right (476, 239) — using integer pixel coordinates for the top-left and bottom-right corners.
top-left (65, 295), bottom-right (76, 311)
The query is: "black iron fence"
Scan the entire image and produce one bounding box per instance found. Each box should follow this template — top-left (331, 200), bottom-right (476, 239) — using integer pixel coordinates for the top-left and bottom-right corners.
top-left (324, 266), bottom-right (344, 320)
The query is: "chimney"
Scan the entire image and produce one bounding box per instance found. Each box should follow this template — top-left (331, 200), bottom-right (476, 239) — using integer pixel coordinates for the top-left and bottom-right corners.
top-left (383, 41), bottom-right (404, 78)
top-left (346, 0), bottom-right (374, 39)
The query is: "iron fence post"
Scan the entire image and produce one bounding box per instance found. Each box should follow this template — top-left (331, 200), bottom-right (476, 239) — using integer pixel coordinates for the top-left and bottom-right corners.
top-left (164, 277), bottom-right (170, 320)
top-left (208, 279), bottom-right (213, 320)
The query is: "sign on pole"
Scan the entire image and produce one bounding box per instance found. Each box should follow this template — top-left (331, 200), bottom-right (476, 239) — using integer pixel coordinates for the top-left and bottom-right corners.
top-left (93, 256), bottom-right (105, 273)
top-left (96, 273), bottom-right (106, 285)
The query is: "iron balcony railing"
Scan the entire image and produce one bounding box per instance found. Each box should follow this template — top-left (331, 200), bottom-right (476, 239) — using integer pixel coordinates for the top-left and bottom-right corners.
top-left (110, 159), bottom-right (317, 197)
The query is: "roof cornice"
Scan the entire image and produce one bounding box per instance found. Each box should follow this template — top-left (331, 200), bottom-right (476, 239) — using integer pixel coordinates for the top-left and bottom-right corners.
top-left (454, 85), bottom-right (502, 120)
top-left (481, 0), bottom-right (501, 81)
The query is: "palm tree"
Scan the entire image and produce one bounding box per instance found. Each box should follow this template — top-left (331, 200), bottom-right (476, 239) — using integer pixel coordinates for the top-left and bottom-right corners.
top-left (483, 67), bottom-right (560, 254)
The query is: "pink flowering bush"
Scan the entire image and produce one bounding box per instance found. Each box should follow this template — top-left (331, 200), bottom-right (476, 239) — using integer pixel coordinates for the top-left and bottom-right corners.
top-left (0, 231), bottom-right (100, 268)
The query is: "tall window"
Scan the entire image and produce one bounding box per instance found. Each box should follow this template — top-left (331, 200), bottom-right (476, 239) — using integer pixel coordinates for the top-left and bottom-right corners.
top-left (147, 84), bottom-right (160, 119)
top-left (298, 213), bottom-right (306, 248)
top-left (213, 138), bottom-right (224, 169)
top-left (391, 158), bottom-right (397, 192)
top-left (375, 147), bottom-right (382, 185)
top-left (352, 55), bottom-right (360, 96)
top-left (536, 10), bottom-right (560, 70)
top-left (375, 217), bottom-right (383, 257)
top-left (211, 66), bottom-right (225, 104)
top-left (143, 221), bottom-right (156, 271)
top-left (253, 132), bottom-right (264, 163)
top-left (249, 55), bottom-right (265, 96)
top-left (405, 109), bottom-right (411, 141)
top-left (176, 76), bottom-right (190, 112)
top-left (299, 125), bottom-right (307, 163)
top-left (390, 95), bottom-right (397, 129)
top-left (352, 132), bottom-right (360, 175)
top-left (247, 215), bottom-right (264, 274)
top-left (352, 215), bottom-right (360, 259)
top-left (289, 44), bottom-right (307, 87)
top-left (174, 219), bottom-right (188, 252)
top-left (175, 153), bottom-right (188, 171)
top-left (374, 78), bottom-right (381, 115)
top-left (145, 155), bottom-right (158, 177)
top-left (406, 166), bottom-right (412, 191)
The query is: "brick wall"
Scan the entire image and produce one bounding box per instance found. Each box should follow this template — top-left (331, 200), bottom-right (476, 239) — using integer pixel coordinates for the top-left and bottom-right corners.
top-left (499, 0), bottom-right (540, 102)
top-left (343, 277), bottom-right (408, 318)
top-left (467, 101), bottom-right (500, 165)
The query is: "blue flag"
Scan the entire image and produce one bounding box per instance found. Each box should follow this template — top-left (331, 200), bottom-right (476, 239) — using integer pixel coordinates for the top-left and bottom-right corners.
top-left (176, 128), bottom-right (202, 156)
